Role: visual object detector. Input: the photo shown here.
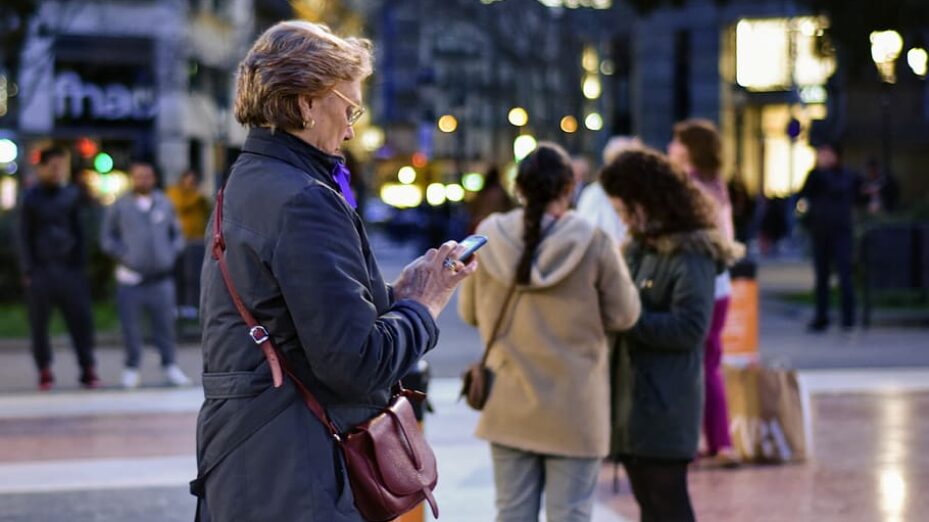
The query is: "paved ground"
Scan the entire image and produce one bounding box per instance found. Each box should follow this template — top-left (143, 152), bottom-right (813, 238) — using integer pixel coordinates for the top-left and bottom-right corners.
top-left (3, 371), bottom-right (929, 521)
top-left (1, 235), bottom-right (927, 521)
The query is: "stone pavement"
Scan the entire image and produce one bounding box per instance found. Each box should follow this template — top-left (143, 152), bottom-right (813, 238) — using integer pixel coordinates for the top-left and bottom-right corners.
top-left (3, 371), bottom-right (929, 521)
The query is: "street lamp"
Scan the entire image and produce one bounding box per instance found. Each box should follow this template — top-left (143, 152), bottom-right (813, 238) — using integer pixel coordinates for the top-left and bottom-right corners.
top-left (438, 114), bottom-right (458, 133)
top-left (870, 30), bottom-right (904, 84)
top-left (560, 116), bottom-right (578, 133)
top-left (907, 48), bottom-right (928, 78)
top-left (513, 134), bottom-right (537, 161)
top-left (584, 112), bottom-right (604, 131)
top-left (870, 30), bottom-right (904, 176)
top-left (508, 107), bottom-right (528, 127)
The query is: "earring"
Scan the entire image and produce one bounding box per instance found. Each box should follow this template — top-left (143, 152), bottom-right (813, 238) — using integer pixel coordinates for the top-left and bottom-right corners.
top-left (303, 118), bottom-right (316, 129)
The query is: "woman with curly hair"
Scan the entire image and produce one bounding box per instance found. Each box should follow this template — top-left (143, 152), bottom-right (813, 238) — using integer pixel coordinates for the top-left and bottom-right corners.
top-left (459, 142), bottom-right (640, 521)
top-left (602, 148), bottom-right (740, 522)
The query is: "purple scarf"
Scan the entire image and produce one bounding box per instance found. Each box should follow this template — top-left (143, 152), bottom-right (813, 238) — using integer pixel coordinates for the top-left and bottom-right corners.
top-left (332, 161), bottom-right (358, 209)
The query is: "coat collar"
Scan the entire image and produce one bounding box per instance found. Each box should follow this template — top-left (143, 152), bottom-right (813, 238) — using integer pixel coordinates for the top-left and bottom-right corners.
top-left (630, 228), bottom-right (744, 268)
top-left (241, 127), bottom-right (342, 190)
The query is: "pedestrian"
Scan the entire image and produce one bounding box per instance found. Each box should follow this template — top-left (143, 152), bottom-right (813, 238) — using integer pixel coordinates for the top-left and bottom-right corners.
top-left (191, 21), bottom-right (476, 521)
top-left (728, 170), bottom-right (757, 245)
top-left (166, 169), bottom-right (211, 318)
top-left (459, 142), bottom-right (640, 522)
top-left (861, 158), bottom-right (899, 216)
top-left (576, 135), bottom-right (641, 246)
top-left (668, 119), bottom-right (741, 465)
top-left (602, 147), bottom-right (739, 522)
top-left (17, 146), bottom-right (99, 391)
top-left (798, 143), bottom-right (862, 332)
top-left (468, 165), bottom-right (513, 233)
top-left (101, 159), bottom-right (191, 388)
top-left (570, 155), bottom-right (592, 206)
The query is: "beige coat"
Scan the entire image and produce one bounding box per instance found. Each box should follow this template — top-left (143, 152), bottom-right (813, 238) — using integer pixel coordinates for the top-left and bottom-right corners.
top-left (458, 209), bottom-right (640, 458)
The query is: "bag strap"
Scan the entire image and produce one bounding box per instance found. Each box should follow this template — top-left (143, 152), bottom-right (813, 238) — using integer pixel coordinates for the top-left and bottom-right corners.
top-left (479, 282), bottom-right (518, 367)
top-left (212, 188), bottom-right (342, 439)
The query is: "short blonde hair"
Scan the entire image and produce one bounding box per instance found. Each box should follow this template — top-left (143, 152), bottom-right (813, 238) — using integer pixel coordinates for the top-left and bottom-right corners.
top-left (234, 21), bottom-right (373, 130)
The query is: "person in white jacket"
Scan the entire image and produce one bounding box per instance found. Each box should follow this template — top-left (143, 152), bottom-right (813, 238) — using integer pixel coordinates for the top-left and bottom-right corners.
top-left (576, 136), bottom-right (642, 246)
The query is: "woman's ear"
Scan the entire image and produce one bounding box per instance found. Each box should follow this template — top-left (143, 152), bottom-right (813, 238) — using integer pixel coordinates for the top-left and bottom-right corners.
top-left (298, 95), bottom-right (313, 121)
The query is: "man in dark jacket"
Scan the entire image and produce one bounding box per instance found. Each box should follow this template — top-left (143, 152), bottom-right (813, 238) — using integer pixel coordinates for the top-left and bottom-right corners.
top-left (18, 146), bottom-right (99, 390)
top-left (101, 160), bottom-right (190, 388)
top-left (798, 143), bottom-right (862, 332)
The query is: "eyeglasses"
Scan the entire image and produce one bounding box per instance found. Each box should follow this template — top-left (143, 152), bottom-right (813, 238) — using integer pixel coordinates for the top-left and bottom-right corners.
top-left (331, 88), bottom-right (366, 125)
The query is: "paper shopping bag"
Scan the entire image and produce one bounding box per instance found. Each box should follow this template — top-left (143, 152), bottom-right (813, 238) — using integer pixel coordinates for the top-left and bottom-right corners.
top-left (723, 365), bottom-right (808, 463)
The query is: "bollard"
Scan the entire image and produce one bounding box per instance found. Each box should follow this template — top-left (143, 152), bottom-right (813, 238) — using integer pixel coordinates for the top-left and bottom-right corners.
top-left (396, 359), bottom-right (432, 522)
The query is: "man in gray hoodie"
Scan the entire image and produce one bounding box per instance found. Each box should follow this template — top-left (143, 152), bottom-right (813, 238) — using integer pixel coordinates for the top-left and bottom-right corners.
top-left (101, 160), bottom-right (191, 388)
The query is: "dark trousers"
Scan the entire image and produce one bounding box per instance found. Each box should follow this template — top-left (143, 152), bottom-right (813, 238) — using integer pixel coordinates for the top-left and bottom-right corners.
top-left (116, 278), bottom-right (177, 368)
top-left (811, 228), bottom-right (855, 326)
top-left (622, 457), bottom-right (695, 522)
top-left (174, 241), bottom-right (206, 309)
top-left (26, 265), bottom-right (96, 370)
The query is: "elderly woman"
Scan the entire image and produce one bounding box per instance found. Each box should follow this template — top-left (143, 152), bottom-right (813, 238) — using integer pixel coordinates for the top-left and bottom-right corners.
top-left (191, 22), bottom-right (475, 521)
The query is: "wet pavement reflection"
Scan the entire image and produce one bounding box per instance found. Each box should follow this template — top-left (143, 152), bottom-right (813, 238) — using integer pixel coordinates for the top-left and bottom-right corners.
top-left (599, 392), bottom-right (929, 521)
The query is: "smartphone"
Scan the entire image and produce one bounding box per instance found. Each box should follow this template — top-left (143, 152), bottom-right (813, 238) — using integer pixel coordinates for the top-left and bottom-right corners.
top-left (454, 234), bottom-right (488, 264)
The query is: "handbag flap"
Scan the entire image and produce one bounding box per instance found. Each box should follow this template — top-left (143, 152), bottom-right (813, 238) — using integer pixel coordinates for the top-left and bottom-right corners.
top-left (359, 396), bottom-right (438, 496)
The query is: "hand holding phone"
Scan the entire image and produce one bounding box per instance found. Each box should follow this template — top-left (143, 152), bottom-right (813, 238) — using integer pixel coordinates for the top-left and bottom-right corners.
top-left (443, 235), bottom-right (487, 271)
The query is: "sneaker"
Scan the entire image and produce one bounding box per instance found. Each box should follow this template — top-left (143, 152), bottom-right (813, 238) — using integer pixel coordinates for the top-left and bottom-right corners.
top-left (122, 368), bottom-right (141, 389)
top-left (38, 368), bottom-right (55, 391)
top-left (79, 366), bottom-right (101, 389)
top-left (164, 364), bottom-right (192, 387)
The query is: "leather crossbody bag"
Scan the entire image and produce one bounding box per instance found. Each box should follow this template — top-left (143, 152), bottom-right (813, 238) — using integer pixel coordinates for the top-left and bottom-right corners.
top-left (209, 188), bottom-right (439, 521)
top-left (459, 282), bottom-right (517, 410)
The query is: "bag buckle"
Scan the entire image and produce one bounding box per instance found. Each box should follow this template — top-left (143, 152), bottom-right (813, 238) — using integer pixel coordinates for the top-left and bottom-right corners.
top-left (249, 325), bottom-right (270, 344)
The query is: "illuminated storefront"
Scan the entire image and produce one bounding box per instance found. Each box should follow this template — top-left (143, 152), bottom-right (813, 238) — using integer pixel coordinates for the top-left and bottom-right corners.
top-left (722, 16), bottom-right (836, 197)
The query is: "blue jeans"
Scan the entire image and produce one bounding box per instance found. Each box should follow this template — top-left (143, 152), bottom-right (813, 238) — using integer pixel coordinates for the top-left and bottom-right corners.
top-left (116, 278), bottom-right (177, 368)
top-left (491, 444), bottom-right (601, 522)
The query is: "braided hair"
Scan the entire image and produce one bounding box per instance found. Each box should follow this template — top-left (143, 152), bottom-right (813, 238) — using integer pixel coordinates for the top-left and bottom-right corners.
top-left (514, 142), bottom-right (574, 285)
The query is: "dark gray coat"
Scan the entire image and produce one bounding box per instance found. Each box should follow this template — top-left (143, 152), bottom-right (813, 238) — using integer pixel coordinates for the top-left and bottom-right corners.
top-left (194, 128), bottom-right (439, 521)
top-left (611, 230), bottom-right (734, 461)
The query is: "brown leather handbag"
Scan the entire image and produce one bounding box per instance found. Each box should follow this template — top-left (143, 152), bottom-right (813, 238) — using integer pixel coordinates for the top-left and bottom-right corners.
top-left (211, 189), bottom-right (439, 521)
top-left (459, 282), bottom-right (518, 410)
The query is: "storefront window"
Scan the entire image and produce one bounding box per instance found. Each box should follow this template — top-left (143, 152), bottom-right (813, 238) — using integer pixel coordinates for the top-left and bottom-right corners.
top-left (736, 17), bottom-right (835, 93)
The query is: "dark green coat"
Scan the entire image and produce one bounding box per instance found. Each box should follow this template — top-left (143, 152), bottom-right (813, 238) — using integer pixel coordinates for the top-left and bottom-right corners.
top-left (611, 230), bottom-right (734, 461)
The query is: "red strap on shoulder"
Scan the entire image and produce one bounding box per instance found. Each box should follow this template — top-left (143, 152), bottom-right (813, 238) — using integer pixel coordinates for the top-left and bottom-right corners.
top-left (212, 188), bottom-right (284, 388)
top-left (212, 189), bottom-right (341, 437)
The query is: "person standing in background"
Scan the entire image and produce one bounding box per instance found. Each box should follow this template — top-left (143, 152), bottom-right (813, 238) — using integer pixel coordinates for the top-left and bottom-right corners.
top-left (798, 143), bottom-right (862, 332)
top-left (468, 165), bottom-right (513, 233)
top-left (166, 169), bottom-right (211, 319)
top-left (861, 158), bottom-right (899, 216)
top-left (668, 119), bottom-right (741, 466)
top-left (570, 155), bottom-right (592, 206)
top-left (576, 136), bottom-right (641, 247)
top-left (101, 160), bottom-right (191, 388)
top-left (17, 146), bottom-right (99, 391)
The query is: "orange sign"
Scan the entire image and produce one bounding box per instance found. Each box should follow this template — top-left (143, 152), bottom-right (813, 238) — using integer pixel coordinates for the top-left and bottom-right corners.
top-left (722, 278), bottom-right (759, 359)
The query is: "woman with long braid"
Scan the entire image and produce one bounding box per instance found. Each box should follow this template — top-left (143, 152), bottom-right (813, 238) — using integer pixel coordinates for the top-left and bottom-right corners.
top-left (459, 143), bottom-right (640, 522)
